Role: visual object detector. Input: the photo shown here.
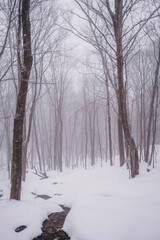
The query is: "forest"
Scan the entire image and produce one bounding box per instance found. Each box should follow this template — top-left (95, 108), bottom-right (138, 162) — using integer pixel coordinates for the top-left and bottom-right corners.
top-left (0, 0), bottom-right (160, 240)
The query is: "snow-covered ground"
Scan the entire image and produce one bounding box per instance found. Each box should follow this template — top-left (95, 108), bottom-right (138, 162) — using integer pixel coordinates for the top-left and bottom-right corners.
top-left (0, 157), bottom-right (160, 240)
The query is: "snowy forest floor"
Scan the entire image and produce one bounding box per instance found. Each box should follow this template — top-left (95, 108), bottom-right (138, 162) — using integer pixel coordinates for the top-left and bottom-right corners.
top-left (0, 153), bottom-right (160, 240)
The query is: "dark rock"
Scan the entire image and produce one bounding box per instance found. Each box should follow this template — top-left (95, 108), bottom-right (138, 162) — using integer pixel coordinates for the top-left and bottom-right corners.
top-left (15, 225), bottom-right (27, 232)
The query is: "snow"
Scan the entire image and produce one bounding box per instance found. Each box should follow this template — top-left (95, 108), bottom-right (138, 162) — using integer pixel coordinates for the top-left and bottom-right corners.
top-left (0, 201), bottom-right (62, 240)
top-left (64, 195), bottom-right (160, 240)
top-left (63, 164), bottom-right (160, 240)
top-left (0, 153), bottom-right (160, 240)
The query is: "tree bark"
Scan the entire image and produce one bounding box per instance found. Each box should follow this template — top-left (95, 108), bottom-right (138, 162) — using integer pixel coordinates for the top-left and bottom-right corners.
top-left (107, 0), bottom-right (139, 177)
top-left (10, 0), bottom-right (32, 200)
top-left (117, 118), bottom-right (125, 166)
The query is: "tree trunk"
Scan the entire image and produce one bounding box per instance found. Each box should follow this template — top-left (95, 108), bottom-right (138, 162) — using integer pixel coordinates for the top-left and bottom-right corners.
top-left (59, 117), bottom-right (63, 172)
top-left (117, 117), bottom-right (125, 166)
top-left (145, 45), bottom-right (160, 164)
top-left (33, 115), bottom-right (42, 171)
top-left (111, 0), bottom-right (139, 177)
top-left (116, 48), bottom-right (139, 177)
top-left (106, 79), bottom-right (113, 166)
top-left (10, 0), bottom-right (32, 200)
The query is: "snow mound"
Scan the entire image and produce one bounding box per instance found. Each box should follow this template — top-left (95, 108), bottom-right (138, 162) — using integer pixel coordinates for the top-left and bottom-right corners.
top-left (0, 200), bottom-right (62, 240)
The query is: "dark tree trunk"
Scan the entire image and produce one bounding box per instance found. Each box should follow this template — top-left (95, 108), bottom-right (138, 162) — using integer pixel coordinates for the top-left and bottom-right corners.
top-left (107, 0), bottom-right (139, 177)
top-left (117, 54), bottom-right (139, 177)
top-left (10, 0), bottom-right (32, 200)
top-left (59, 116), bottom-right (63, 172)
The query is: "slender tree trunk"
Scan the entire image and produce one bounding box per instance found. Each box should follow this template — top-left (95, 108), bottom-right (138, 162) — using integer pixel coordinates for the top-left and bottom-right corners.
top-left (145, 45), bottom-right (160, 164)
top-left (142, 84), bottom-right (146, 161)
top-left (83, 88), bottom-right (88, 169)
top-left (59, 116), bottom-right (63, 172)
top-left (106, 80), bottom-right (113, 166)
top-left (91, 96), bottom-right (96, 166)
top-left (89, 110), bottom-right (95, 166)
top-left (54, 114), bottom-right (58, 170)
top-left (117, 117), bottom-right (125, 166)
top-left (140, 86), bottom-right (143, 162)
top-left (33, 116), bottom-right (42, 171)
top-left (148, 98), bottom-right (158, 167)
top-left (97, 113), bottom-right (103, 166)
top-left (22, 101), bottom-right (36, 181)
top-left (104, 111), bottom-right (108, 162)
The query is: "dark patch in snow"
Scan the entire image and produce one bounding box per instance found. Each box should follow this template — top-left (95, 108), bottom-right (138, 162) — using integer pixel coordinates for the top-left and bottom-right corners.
top-left (0, 190), bottom-right (3, 198)
top-left (31, 192), bottom-right (52, 200)
top-left (54, 193), bottom-right (62, 196)
top-left (53, 182), bottom-right (59, 185)
top-left (53, 182), bottom-right (63, 185)
top-left (147, 168), bottom-right (151, 172)
top-left (15, 225), bottom-right (27, 232)
top-left (33, 205), bottom-right (70, 240)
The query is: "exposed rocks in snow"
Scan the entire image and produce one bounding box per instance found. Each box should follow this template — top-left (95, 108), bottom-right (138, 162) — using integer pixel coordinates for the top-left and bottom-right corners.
top-left (33, 205), bottom-right (70, 240)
